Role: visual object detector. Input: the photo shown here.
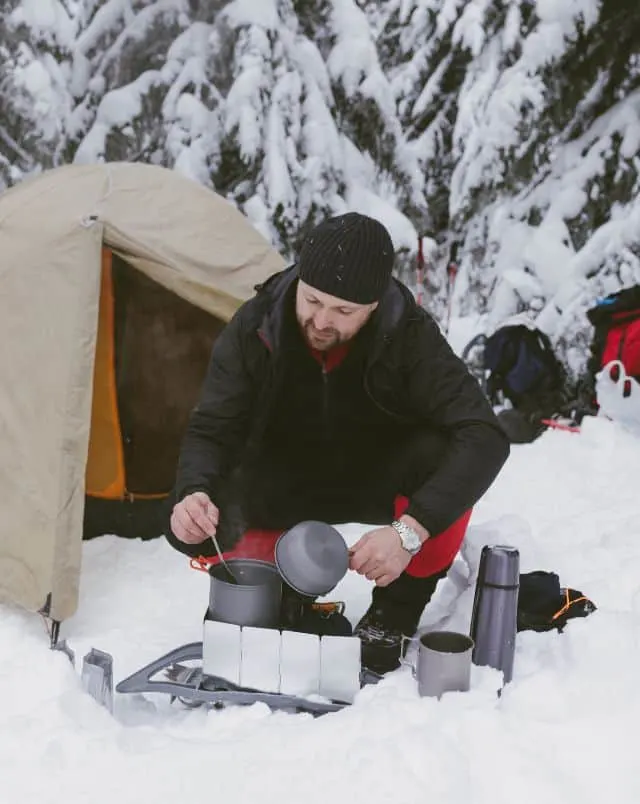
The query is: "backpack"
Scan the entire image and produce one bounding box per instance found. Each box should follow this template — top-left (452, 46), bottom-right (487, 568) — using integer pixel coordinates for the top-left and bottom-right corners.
top-left (483, 324), bottom-right (565, 415)
top-left (517, 571), bottom-right (596, 633)
top-left (586, 284), bottom-right (640, 383)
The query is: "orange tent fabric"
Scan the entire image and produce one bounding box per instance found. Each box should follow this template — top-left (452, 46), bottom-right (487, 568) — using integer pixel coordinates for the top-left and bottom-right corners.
top-left (85, 249), bottom-right (126, 500)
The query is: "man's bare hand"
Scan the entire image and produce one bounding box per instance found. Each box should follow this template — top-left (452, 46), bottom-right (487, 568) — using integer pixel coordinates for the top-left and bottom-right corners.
top-left (348, 526), bottom-right (412, 586)
top-left (170, 492), bottom-right (219, 545)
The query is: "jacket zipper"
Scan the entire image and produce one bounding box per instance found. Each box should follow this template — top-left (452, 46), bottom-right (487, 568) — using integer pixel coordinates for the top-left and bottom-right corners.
top-left (322, 356), bottom-right (329, 437)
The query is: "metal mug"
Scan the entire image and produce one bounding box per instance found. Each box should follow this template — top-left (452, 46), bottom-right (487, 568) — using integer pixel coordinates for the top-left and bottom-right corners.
top-left (401, 629), bottom-right (474, 698)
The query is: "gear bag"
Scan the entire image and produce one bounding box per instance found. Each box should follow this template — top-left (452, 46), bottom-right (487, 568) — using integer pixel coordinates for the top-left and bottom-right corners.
top-left (483, 325), bottom-right (566, 414)
top-left (517, 571), bottom-right (596, 633)
top-left (587, 284), bottom-right (640, 384)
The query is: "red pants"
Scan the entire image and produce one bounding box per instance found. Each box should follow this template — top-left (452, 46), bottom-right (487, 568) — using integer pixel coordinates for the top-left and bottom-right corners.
top-left (196, 496), bottom-right (472, 579)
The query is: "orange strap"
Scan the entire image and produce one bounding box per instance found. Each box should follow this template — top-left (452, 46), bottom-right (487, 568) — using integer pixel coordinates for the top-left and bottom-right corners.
top-left (551, 589), bottom-right (590, 621)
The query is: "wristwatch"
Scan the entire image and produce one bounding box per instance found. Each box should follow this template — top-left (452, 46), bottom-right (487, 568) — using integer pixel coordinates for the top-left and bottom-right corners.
top-left (391, 519), bottom-right (423, 556)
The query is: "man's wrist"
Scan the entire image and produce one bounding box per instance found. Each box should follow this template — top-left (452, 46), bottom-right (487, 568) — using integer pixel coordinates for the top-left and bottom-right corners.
top-left (398, 514), bottom-right (430, 544)
top-left (178, 485), bottom-right (211, 503)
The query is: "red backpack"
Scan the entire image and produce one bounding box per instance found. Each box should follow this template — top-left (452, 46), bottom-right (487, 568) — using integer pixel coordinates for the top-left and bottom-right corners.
top-left (587, 285), bottom-right (640, 389)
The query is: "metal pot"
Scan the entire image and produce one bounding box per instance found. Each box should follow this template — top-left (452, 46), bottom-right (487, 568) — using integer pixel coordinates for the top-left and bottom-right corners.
top-left (207, 558), bottom-right (282, 628)
top-left (274, 520), bottom-right (348, 597)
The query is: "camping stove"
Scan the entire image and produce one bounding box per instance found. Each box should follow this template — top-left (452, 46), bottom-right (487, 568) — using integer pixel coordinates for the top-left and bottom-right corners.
top-left (70, 546), bottom-right (369, 716)
top-left (110, 614), bottom-right (363, 716)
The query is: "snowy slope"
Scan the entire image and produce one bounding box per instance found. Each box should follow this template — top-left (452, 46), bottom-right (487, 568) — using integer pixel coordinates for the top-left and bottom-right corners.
top-left (1, 414), bottom-right (639, 804)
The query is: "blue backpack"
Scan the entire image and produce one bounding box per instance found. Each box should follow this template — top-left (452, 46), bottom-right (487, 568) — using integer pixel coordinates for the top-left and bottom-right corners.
top-left (483, 325), bottom-right (565, 414)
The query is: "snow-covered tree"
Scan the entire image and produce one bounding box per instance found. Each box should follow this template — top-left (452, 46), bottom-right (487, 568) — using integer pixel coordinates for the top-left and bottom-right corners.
top-left (1, 0), bottom-right (638, 379)
top-left (50, 0), bottom-right (422, 257)
top-left (0, 0), bottom-right (77, 186)
top-left (453, 0), bottom-right (640, 378)
top-left (203, 0), bottom-right (425, 256)
top-left (72, 2), bottom-right (213, 174)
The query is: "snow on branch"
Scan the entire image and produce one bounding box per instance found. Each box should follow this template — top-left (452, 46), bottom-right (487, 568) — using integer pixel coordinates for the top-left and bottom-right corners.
top-left (9, 0), bottom-right (76, 49)
top-left (77, 0), bottom-right (188, 75)
top-left (74, 69), bottom-right (164, 163)
top-left (327, 0), bottom-right (395, 119)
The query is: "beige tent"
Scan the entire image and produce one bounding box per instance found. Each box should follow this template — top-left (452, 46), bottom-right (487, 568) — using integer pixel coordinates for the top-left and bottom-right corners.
top-left (0, 161), bottom-right (285, 628)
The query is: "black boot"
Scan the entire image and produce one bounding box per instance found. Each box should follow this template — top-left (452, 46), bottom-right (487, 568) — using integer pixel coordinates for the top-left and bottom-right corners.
top-left (355, 568), bottom-right (449, 676)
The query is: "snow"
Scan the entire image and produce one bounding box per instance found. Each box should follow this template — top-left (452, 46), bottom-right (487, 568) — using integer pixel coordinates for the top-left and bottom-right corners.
top-left (75, 71), bottom-right (164, 164)
top-left (265, 79), bottom-right (299, 211)
top-left (447, 311), bottom-right (488, 355)
top-left (224, 0), bottom-right (281, 31)
top-left (13, 58), bottom-right (54, 110)
top-left (502, 3), bottom-right (521, 52)
top-left (75, 0), bottom-right (132, 56)
top-left (327, 0), bottom-right (394, 122)
top-left (452, 0), bottom-right (490, 58)
top-left (2, 414), bottom-right (640, 803)
top-left (346, 184), bottom-right (418, 252)
top-left (10, 0), bottom-right (76, 49)
top-left (221, 23), bottom-right (275, 166)
top-left (411, 54), bottom-right (454, 121)
top-left (327, 0), bottom-right (378, 93)
top-left (595, 363), bottom-right (640, 438)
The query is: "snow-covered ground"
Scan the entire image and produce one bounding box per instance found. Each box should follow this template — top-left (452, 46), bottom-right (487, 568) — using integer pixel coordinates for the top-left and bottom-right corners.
top-left (1, 415), bottom-right (640, 804)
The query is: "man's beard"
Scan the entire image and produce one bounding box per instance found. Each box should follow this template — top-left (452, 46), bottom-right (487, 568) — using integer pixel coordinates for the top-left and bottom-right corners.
top-left (299, 319), bottom-right (343, 351)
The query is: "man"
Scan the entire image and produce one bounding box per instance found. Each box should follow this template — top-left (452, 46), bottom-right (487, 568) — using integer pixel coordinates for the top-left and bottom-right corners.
top-left (167, 212), bottom-right (510, 674)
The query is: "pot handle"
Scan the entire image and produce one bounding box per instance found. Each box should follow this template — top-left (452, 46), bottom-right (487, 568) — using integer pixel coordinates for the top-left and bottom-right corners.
top-left (190, 555), bottom-right (216, 573)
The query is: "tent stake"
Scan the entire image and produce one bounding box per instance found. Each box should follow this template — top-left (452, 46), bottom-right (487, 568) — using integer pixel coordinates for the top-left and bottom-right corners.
top-left (49, 618), bottom-right (61, 649)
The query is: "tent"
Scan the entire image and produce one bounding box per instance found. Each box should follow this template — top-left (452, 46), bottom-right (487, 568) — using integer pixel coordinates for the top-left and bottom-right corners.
top-left (0, 162), bottom-right (285, 630)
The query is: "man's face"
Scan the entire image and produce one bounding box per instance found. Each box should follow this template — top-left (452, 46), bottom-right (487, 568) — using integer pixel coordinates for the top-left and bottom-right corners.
top-left (295, 280), bottom-right (378, 351)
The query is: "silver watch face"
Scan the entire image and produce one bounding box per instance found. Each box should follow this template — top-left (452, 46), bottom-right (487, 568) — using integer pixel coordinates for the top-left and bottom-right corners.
top-left (394, 521), bottom-right (421, 554)
top-left (404, 529), bottom-right (422, 554)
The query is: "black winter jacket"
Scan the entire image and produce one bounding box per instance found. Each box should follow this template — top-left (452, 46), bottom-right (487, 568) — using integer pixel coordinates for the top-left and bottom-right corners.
top-left (173, 267), bottom-right (510, 538)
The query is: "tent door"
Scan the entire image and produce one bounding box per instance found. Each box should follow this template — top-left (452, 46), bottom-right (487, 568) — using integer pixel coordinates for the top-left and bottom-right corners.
top-left (85, 249), bottom-right (126, 500)
top-left (85, 248), bottom-right (224, 507)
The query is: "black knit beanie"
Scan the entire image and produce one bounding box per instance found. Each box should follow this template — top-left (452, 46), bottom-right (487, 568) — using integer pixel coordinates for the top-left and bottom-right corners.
top-left (297, 212), bottom-right (395, 304)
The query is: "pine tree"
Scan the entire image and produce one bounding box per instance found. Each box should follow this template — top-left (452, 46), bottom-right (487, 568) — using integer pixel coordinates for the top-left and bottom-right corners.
top-left (209, 0), bottom-right (346, 253)
top-left (376, 0), bottom-right (639, 378)
top-left (0, 0), bottom-right (75, 187)
top-left (72, 1), bottom-right (210, 171)
top-left (60, 1), bottom-right (421, 255)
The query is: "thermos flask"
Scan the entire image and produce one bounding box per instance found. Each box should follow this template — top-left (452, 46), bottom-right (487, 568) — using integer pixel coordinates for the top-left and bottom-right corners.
top-left (469, 544), bottom-right (520, 684)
